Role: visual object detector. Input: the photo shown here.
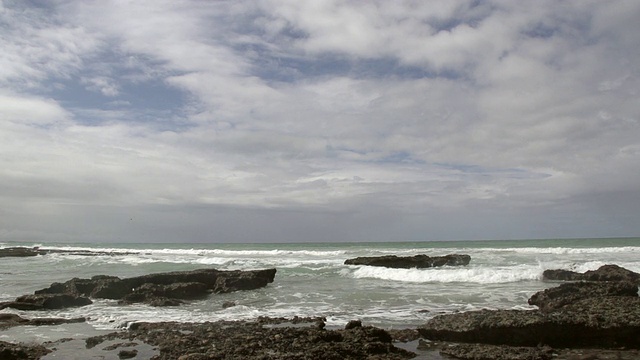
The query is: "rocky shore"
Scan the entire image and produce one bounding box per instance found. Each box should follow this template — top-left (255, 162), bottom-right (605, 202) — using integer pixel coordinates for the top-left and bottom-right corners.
top-left (419, 264), bottom-right (640, 359)
top-left (2, 248), bottom-right (640, 359)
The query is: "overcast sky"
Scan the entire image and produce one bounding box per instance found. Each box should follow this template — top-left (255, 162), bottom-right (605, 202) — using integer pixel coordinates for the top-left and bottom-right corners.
top-left (1, 0), bottom-right (639, 243)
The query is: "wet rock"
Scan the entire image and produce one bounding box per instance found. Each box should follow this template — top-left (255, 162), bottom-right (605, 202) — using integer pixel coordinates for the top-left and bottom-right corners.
top-left (528, 281), bottom-right (638, 312)
top-left (344, 254), bottom-right (470, 268)
top-left (86, 319), bottom-right (415, 360)
top-left (0, 247), bottom-right (40, 258)
top-left (0, 340), bottom-right (51, 359)
top-left (118, 349), bottom-right (138, 359)
top-left (1, 294), bottom-right (92, 310)
top-left (119, 282), bottom-right (210, 305)
top-left (345, 319), bottom-right (362, 329)
top-left (440, 343), bottom-right (554, 360)
top-left (419, 296), bottom-right (640, 348)
top-left (543, 264), bottom-right (640, 284)
top-left (0, 313), bottom-right (85, 330)
top-left (28, 268), bottom-right (276, 308)
top-left (222, 301), bottom-right (236, 308)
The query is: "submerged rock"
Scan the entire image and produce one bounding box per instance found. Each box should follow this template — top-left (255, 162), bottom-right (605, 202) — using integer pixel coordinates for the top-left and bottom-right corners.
top-left (344, 254), bottom-right (470, 268)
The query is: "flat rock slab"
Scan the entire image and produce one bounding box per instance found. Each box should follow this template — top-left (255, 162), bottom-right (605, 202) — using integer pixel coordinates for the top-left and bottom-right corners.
top-left (344, 254), bottom-right (470, 268)
top-left (85, 320), bottom-right (416, 360)
top-left (419, 296), bottom-right (640, 348)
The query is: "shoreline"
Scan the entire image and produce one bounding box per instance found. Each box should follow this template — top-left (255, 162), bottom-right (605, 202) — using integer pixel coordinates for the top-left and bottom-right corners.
top-left (3, 317), bottom-right (640, 360)
top-left (2, 245), bottom-right (640, 359)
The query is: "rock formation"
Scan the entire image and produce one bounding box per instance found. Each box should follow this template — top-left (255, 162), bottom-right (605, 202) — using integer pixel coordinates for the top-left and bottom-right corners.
top-left (0, 268), bottom-right (276, 310)
top-left (344, 254), bottom-right (470, 268)
top-left (419, 264), bottom-right (640, 359)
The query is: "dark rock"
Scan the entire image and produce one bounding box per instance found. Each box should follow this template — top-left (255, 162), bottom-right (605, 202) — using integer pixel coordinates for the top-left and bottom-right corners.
top-left (119, 282), bottom-right (210, 304)
top-left (222, 301), bottom-right (236, 308)
top-left (419, 296), bottom-right (640, 348)
top-left (211, 269), bottom-right (278, 293)
top-left (86, 319), bottom-right (415, 360)
top-left (344, 254), bottom-right (470, 268)
top-left (345, 319), bottom-right (362, 329)
top-left (0, 340), bottom-right (51, 359)
top-left (2, 294), bottom-right (92, 310)
top-left (528, 281), bottom-right (638, 312)
top-left (543, 264), bottom-right (640, 284)
top-left (0, 247), bottom-right (40, 258)
top-left (29, 268), bottom-right (276, 308)
top-left (0, 313), bottom-right (85, 330)
top-left (440, 343), bottom-right (554, 360)
top-left (118, 349), bottom-right (138, 359)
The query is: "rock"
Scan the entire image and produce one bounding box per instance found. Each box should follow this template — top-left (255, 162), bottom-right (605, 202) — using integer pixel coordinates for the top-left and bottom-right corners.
top-left (119, 282), bottom-right (210, 305)
top-left (0, 247), bottom-right (40, 258)
top-left (211, 270), bottom-right (278, 293)
top-left (543, 264), bottom-right (640, 284)
top-left (344, 254), bottom-right (470, 268)
top-left (222, 301), bottom-right (236, 308)
top-left (1, 294), bottom-right (92, 310)
top-left (0, 340), bottom-right (51, 359)
top-left (0, 314), bottom-right (85, 330)
top-left (118, 349), bottom-right (138, 359)
top-left (345, 320), bottom-right (362, 329)
top-left (86, 319), bottom-right (415, 360)
top-left (440, 343), bottom-right (554, 360)
top-left (28, 268), bottom-right (276, 308)
top-left (419, 296), bottom-right (640, 348)
top-left (528, 280), bottom-right (638, 312)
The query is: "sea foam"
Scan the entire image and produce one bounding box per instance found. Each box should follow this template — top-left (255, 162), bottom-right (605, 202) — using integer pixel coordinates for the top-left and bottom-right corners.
top-left (348, 265), bottom-right (542, 284)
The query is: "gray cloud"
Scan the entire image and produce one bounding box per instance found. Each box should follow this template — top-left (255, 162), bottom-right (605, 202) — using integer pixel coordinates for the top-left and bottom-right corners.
top-left (0, 0), bottom-right (639, 243)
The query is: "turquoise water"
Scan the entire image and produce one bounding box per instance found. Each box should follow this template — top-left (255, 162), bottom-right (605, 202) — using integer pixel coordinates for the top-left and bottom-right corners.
top-left (1, 237), bottom-right (639, 342)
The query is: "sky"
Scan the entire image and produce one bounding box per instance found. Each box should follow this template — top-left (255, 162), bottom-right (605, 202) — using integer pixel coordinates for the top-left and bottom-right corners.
top-left (1, 0), bottom-right (639, 243)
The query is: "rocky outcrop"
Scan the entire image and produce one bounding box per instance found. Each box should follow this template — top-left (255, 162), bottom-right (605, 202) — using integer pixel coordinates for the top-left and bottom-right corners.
top-left (0, 247), bottom-right (40, 257)
top-left (419, 265), bottom-right (640, 355)
top-left (0, 313), bottom-right (85, 330)
top-left (0, 294), bottom-right (92, 311)
top-left (344, 254), bottom-right (470, 268)
top-left (543, 264), bottom-right (640, 284)
top-left (86, 319), bottom-right (415, 360)
top-left (3, 268), bottom-right (276, 310)
top-left (0, 340), bottom-right (51, 360)
top-left (419, 296), bottom-right (640, 348)
top-left (440, 343), bottom-right (554, 360)
top-left (528, 280), bottom-right (638, 312)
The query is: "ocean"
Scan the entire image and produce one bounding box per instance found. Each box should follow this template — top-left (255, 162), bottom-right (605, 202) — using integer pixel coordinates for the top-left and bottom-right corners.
top-left (1, 238), bottom-right (639, 344)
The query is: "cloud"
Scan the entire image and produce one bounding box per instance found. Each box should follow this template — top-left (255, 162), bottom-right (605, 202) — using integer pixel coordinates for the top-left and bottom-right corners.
top-left (0, 0), bottom-right (639, 242)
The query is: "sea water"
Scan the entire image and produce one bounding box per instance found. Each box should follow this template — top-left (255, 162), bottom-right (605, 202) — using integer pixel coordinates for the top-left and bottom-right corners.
top-left (1, 238), bottom-right (639, 342)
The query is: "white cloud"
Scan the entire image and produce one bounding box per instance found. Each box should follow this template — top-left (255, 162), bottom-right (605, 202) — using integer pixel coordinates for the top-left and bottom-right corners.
top-left (0, 0), bottom-right (639, 242)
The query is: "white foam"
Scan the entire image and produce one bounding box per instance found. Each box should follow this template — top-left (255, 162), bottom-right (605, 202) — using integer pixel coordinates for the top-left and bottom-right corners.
top-left (348, 265), bottom-right (542, 284)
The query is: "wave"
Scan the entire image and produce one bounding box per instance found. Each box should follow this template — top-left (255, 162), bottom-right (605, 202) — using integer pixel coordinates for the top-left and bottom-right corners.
top-left (11, 244), bottom-right (347, 258)
top-left (347, 265), bottom-right (542, 284)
